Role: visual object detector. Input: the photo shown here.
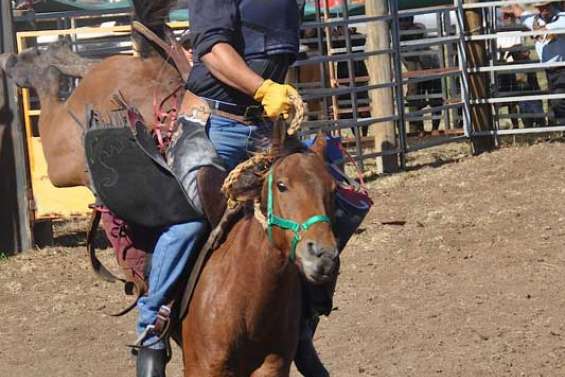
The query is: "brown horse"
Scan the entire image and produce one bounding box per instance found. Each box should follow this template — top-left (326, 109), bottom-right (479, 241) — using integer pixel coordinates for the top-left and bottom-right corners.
top-left (183, 135), bottom-right (338, 376)
top-left (0, 41), bottom-right (182, 188)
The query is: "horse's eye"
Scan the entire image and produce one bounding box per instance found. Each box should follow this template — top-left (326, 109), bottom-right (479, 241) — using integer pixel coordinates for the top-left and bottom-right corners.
top-left (276, 182), bottom-right (288, 192)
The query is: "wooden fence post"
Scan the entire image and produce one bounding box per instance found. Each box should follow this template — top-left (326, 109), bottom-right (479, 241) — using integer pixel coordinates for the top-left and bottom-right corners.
top-left (463, 0), bottom-right (496, 153)
top-left (0, 1), bottom-right (33, 254)
top-left (365, 0), bottom-right (399, 173)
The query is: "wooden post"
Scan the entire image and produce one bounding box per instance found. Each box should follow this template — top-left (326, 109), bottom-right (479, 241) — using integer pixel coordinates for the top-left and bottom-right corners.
top-left (365, 0), bottom-right (398, 173)
top-left (463, 0), bottom-right (496, 153)
top-left (0, 1), bottom-right (33, 254)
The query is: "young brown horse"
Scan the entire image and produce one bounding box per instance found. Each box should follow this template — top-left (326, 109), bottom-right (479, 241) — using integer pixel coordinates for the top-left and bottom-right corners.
top-left (183, 136), bottom-right (338, 377)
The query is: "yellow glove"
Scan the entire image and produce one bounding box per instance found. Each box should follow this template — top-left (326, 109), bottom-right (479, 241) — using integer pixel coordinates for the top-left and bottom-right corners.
top-left (253, 79), bottom-right (299, 119)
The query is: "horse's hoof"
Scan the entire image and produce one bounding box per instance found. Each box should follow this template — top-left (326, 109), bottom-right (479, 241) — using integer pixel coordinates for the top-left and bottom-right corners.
top-left (136, 347), bottom-right (168, 377)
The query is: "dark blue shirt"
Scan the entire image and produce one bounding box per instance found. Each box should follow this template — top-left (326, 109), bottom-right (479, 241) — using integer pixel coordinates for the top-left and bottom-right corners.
top-left (185, 0), bottom-right (301, 106)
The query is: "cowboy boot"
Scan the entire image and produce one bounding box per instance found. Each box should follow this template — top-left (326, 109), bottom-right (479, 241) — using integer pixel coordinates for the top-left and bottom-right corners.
top-left (136, 348), bottom-right (168, 377)
top-left (294, 316), bottom-right (330, 377)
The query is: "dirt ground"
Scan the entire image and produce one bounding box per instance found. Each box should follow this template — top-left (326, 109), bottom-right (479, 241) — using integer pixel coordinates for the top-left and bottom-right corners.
top-left (2, 141), bottom-right (565, 377)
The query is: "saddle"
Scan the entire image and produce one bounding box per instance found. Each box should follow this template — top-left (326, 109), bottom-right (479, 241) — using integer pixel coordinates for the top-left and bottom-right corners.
top-left (86, 93), bottom-right (230, 310)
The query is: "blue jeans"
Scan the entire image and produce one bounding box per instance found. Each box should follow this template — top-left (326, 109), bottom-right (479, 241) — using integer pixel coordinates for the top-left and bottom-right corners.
top-left (137, 115), bottom-right (258, 348)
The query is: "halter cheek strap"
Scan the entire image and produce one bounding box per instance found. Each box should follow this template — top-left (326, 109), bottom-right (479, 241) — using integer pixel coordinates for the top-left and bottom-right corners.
top-left (266, 170), bottom-right (331, 262)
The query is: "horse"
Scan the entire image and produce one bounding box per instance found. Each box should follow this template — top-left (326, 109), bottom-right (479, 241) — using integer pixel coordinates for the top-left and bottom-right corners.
top-left (0, 0), bottom-right (184, 188)
top-left (182, 134), bottom-right (338, 376)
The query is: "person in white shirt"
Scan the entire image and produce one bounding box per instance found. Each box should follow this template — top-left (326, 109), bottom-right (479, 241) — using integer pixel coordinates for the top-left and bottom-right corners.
top-left (504, 1), bottom-right (565, 123)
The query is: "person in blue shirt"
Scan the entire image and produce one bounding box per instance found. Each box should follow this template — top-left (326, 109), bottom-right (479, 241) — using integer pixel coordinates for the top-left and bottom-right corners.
top-left (134, 1), bottom-right (330, 377)
top-left (504, 1), bottom-right (565, 124)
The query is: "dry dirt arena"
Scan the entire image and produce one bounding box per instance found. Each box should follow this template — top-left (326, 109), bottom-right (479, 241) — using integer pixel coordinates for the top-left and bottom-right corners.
top-left (2, 141), bottom-right (565, 377)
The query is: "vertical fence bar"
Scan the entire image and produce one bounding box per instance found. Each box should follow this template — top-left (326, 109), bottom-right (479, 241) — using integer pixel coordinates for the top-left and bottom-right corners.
top-left (438, 10), bottom-right (451, 131)
top-left (487, 5), bottom-right (501, 131)
top-left (444, 9), bottom-right (460, 130)
top-left (341, 0), bottom-right (365, 170)
top-left (455, 0), bottom-right (473, 138)
top-left (321, 0), bottom-right (341, 124)
top-left (314, 0), bottom-right (331, 121)
top-left (389, 0), bottom-right (407, 169)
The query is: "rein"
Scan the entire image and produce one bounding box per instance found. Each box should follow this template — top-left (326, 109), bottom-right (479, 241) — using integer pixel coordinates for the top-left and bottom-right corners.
top-left (266, 169), bottom-right (330, 262)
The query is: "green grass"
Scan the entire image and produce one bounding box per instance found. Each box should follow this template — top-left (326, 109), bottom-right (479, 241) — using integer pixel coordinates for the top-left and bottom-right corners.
top-left (0, 252), bottom-right (8, 263)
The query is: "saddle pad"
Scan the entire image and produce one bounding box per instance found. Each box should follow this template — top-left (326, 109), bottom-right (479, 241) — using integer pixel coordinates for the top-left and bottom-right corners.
top-left (85, 125), bottom-right (200, 228)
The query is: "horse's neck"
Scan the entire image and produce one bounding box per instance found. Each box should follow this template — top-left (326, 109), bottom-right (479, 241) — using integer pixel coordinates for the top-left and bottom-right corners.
top-left (222, 216), bottom-right (301, 303)
top-left (211, 216), bottom-right (302, 338)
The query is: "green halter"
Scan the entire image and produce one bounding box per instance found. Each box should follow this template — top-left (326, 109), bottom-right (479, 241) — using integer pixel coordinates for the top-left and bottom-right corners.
top-left (266, 169), bottom-right (331, 262)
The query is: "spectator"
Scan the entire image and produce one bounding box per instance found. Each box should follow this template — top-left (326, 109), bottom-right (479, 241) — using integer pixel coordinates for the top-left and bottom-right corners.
top-left (504, 1), bottom-right (565, 125)
top-left (497, 13), bottom-right (546, 128)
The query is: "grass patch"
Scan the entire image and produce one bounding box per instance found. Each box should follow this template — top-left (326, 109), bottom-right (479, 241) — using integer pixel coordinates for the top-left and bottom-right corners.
top-left (0, 252), bottom-right (8, 263)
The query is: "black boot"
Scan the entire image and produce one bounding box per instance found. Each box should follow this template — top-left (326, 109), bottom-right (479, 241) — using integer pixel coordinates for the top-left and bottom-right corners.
top-left (136, 348), bottom-right (168, 377)
top-left (294, 317), bottom-right (330, 377)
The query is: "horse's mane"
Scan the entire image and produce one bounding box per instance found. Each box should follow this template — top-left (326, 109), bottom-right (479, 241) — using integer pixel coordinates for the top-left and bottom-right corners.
top-left (223, 136), bottom-right (310, 206)
top-left (131, 0), bottom-right (179, 58)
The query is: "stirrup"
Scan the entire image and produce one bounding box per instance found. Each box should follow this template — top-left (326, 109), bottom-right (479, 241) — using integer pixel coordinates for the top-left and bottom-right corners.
top-left (129, 304), bottom-right (173, 352)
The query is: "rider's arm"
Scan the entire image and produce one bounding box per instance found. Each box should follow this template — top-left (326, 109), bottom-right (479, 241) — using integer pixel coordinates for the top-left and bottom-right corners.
top-left (201, 44), bottom-right (299, 119)
top-left (201, 43), bottom-right (264, 96)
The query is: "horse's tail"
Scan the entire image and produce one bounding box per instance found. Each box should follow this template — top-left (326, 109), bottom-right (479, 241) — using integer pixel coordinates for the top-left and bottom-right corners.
top-left (130, 0), bottom-right (178, 58)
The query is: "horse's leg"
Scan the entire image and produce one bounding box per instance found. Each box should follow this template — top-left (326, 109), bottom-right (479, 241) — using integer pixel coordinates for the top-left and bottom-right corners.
top-left (250, 354), bottom-right (291, 377)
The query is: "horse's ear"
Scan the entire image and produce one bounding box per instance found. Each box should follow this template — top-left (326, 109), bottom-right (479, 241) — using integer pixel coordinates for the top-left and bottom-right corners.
top-left (310, 132), bottom-right (327, 160)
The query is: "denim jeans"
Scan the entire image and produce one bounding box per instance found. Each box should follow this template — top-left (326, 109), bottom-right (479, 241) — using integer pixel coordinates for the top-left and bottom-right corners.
top-left (136, 115), bottom-right (258, 348)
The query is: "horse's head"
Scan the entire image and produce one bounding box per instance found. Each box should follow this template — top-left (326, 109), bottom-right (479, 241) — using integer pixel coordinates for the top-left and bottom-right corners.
top-left (0, 41), bottom-right (96, 90)
top-left (261, 135), bottom-right (338, 284)
top-left (0, 47), bottom-right (41, 88)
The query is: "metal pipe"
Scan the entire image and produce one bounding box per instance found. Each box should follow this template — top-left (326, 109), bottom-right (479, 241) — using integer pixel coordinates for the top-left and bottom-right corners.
top-left (390, 0), bottom-right (407, 169)
top-left (471, 92), bottom-right (565, 104)
top-left (469, 61), bottom-right (565, 73)
top-left (462, 0), bottom-right (562, 9)
top-left (455, 0), bottom-right (473, 138)
top-left (339, 0), bottom-right (366, 169)
top-left (472, 125), bottom-right (565, 135)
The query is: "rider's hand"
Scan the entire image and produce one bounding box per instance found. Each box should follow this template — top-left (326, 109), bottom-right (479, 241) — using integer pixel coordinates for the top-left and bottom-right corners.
top-left (253, 79), bottom-right (299, 120)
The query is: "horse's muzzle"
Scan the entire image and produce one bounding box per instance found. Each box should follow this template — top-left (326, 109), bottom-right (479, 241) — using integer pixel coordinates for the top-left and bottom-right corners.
top-left (300, 241), bottom-right (338, 284)
top-left (0, 53), bottom-right (16, 75)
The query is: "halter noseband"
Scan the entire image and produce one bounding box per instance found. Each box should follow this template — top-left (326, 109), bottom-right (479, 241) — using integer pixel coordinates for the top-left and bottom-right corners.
top-left (266, 169), bottom-right (331, 262)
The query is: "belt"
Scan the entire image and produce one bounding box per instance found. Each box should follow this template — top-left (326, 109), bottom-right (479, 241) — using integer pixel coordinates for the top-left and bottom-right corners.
top-left (204, 98), bottom-right (263, 118)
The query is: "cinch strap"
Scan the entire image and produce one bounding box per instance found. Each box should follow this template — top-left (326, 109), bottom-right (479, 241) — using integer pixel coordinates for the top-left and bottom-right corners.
top-left (266, 170), bottom-right (330, 261)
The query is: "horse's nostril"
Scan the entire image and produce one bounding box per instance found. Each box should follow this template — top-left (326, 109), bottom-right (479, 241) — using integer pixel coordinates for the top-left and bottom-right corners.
top-left (306, 241), bottom-right (322, 258)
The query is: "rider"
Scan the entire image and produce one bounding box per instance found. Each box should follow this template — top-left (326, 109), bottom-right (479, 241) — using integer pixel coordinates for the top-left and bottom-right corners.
top-left (135, 1), bottom-right (328, 377)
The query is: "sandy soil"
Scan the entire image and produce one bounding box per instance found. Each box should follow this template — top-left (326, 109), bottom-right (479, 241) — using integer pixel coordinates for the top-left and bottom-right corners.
top-left (2, 141), bottom-right (565, 377)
